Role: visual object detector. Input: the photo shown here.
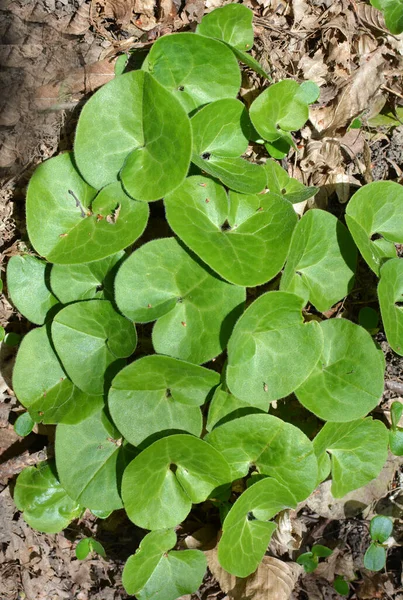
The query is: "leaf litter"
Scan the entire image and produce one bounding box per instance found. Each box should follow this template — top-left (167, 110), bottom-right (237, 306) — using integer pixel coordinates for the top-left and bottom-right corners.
top-left (1, 0), bottom-right (403, 599)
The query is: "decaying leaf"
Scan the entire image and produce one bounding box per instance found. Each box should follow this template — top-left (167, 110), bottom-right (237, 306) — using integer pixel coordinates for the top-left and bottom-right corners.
top-left (298, 50), bottom-right (328, 86)
top-left (206, 547), bottom-right (302, 600)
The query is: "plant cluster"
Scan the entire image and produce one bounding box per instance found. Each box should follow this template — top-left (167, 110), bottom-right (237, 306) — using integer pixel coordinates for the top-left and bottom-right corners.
top-left (6, 4), bottom-right (403, 598)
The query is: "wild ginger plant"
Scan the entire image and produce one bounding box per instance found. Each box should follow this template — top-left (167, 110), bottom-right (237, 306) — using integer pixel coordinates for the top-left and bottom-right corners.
top-left (6, 4), bottom-right (403, 598)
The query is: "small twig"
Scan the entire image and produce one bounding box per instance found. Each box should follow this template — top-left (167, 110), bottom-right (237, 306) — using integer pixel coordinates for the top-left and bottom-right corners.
top-left (385, 380), bottom-right (403, 395)
top-left (381, 85), bottom-right (403, 102)
top-left (0, 446), bottom-right (54, 483)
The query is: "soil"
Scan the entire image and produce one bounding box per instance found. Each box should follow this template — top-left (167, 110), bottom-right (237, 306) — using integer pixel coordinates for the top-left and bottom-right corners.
top-left (1, 1), bottom-right (403, 599)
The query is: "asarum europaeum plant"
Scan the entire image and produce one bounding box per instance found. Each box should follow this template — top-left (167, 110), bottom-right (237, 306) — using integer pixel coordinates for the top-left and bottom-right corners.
top-left (6, 4), bottom-right (403, 598)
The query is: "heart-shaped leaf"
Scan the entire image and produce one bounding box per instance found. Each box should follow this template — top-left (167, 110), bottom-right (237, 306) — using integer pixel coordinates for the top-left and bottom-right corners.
top-left (205, 414), bottom-right (317, 500)
top-left (164, 176), bottom-right (297, 286)
top-left (217, 477), bottom-right (297, 577)
top-left (250, 80), bottom-right (319, 143)
top-left (7, 255), bottom-right (58, 325)
top-left (123, 529), bottom-right (207, 600)
top-left (74, 70), bottom-right (191, 200)
top-left (26, 153), bottom-right (149, 264)
top-left (122, 434), bottom-right (231, 529)
top-left (227, 291), bottom-right (323, 405)
top-left (295, 319), bottom-right (385, 421)
top-left (56, 407), bottom-right (127, 511)
top-left (52, 300), bottom-right (137, 395)
top-left (313, 418), bottom-right (389, 497)
top-left (378, 258), bottom-right (403, 355)
top-left (114, 237), bottom-right (245, 364)
top-left (190, 100), bottom-right (266, 194)
top-left (280, 209), bottom-right (357, 311)
top-left (206, 384), bottom-right (262, 431)
top-left (265, 159), bottom-right (317, 204)
top-left (50, 252), bottom-right (124, 303)
top-left (14, 462), bottom-right (82, 533)
top-left (109, 355), bottom-right (220, 446)
top-left (13, 326), bottom-right (103, 424)
top-left (142, 33), bottom-right (241, 113)
top-left (345, 181), bottom-right (403, 275)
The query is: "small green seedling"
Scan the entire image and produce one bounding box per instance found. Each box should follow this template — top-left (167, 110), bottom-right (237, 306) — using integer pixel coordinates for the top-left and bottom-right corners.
top-left (364, 515), bottom-right (393, 571)
top-left (334, 575), bottom-right (349, 596)
top-left (296, 544), bottom-right (333, 573)
top-left (389, 401), bottom-right (403, 456)
top-left (75, 537), bottom-right (106, 560)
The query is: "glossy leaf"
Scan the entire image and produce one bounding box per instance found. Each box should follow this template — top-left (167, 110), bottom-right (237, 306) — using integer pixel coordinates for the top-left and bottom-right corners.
top-left (109, 355), bottom-right (219, 445)
top-left (14, 462), bottom-right (82, 533)
top-left (122, 434), bottom-right (231, 529)
top-left (7, 255), bottom-right (58, 325)
top-left (142, 33), bottom-right (241, 113)
top-left (295, 319), bottom-right (385, 422)
top-left (217, 477), bottom-right (297, 577)
top-left (165, 176), bottom-right (297, 287)
top-left (311, 544), bottom-right (333, 558)
top-left (123, 529), bottom-right (207, 600)
top-left (75, 70), bottom-right (191, 199)
top-left (370, 0), bottom-right (403, 34)
top-left (370, 515), bottom-right (393, 543)
top-left (280, 210), bottom-right (357, 311)
top-left (250, 80), bottom-right (319, 143)
top-left (364, 542), bottom-right (386, 572)
top-left (52, 300), bottom-right (137, 395)
top-left (196, 4), bottom-right (254, 51)
top-left (345, 181), bottom-right (403, 275)
top-left (205, 413), bottom-right (318, 500)
top-left (313, 419), bottom-right (389, 497)
top-left (206, 384), bottom-right (261, 431)
top-left (26, 153), bottom-right (149, 264)
top-left (50, 252), bottom-right (124, 303)
top-left (114, 237), bottom-right (245, 364)
top-left (76, 537), bottom-right (106, 560)
top-left (378, 258), bottom-right (403, 355)
top-left (265, 159), bottom-right (317, 204)
top-left (226, 291), bottom-right (323, 405)
top-left (296, 552), bottom-right (318, 573)
top-left (56, 407), bottom-right (126, 511)
top-left (14, 412), bottom-right (35, 437)
top-left (334, 576), bottom-right (349, 596)
top-left (13, 326), bottom-right (103, 424)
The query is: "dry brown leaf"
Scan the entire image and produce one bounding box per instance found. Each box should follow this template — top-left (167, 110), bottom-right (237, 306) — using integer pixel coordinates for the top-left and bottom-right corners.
top-left (182, 525), bottom-right (217, 550)
top-left (100, 0), bottom-right (136, 25)
top-left (65, 3), bottom-right (91, 35)
top-left (315, 547), bottom-right (356, 582)
top-left (298, 50), bottom-right (328, 86)
top-left (269, 510), bottom-right (305, 557)
top-left (206, 547), bottom-right (302, 600)
top-left (310, 49), bottom-right (386, 135)
top-left (34, 57), bottom-right (117, 110)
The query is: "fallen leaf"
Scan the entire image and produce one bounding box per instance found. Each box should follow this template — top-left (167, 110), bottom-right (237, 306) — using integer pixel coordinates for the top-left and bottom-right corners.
top-left (298, 50), bottom-right (328, 86)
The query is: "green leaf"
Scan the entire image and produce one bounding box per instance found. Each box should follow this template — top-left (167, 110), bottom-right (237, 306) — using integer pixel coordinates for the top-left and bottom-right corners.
top-left (114, 53), bottom-right (128, 75)
top-left (295, 319), bottom-right (385, 422)
top-left (26, 153), bottom-right (149, 264)
top-left (296, 552), bottom-right (317, 573)
top-left (359, 306), bottom-right (379, 332)
top-left (370, 0), bottom-right (403, 34)
top-left (205, 414), bottom-right (317, 501)
top-left (123, 530), bottom-right (207, 600)
top-left (122, 434), bottom-right (231, 529)
top-left (313, 419), bottom-right (389, 497)
top-left (370, 515), bottom-right (393, 543)
top-left (250, 80), bottom-right (318, 143)
top-left (14, 461), bottom-right (82, 533)
top-left (13, 326), bottom-right (103, 424)
top-left (74, 71), bottom-right (191, 200)
top-left (227, 291), bottom-right (323, 405)
top-left (368, 106), bottom-right (403, 128)
top-left (56, 407), bottom-right (126, 511)
top-left (280, 210), bottom-right (357, 311)
top-left (114, 237), bottom-right (245, 365)
top-left (4, 332), bottom-right (20, 347)
top-left (230, 47), bottom-right (270, 79)
top-left (217, 477), bottom-right (297, 577)
top-left (76, 537), bottom-right (106, 560)
top-left (142, 33), bottom-right (241, 113)
top-left (364, 542), bottom-right (386, 571)
top-left (206, 384), bottom-right (261, 431)
top-left (378, 258), bottom-right (403, 355)
top-left (311, 544), bottom-right (333, 558)
top-left (0, 326), bottom-right (4, 342)
top-left (52, 300), bottom-right (137, 395)
top-left (50, 252), bottom-right (124, 303)
top-left (165, 176), bottom-right (297, 287)
top-left (389, 429), bottom-right (403, 455)
top-left (265, 160), bottom-right (317, 204)
top-left (14, 412), bottom-right (35, 437)
top-left (265, 137), bottom-right (292, 160)
top-left (334, 575), bottom-right (349, 596)
top-left (345, 181), bottom-right (403, 275)
top-left (109, 355), bottom-right (219, 445)
top-left (7, 255), bottom-right (58, 325)
top-left (196, 4), bottom-right (254, 51)
top-left (391, 401), bottom-right (403, 429)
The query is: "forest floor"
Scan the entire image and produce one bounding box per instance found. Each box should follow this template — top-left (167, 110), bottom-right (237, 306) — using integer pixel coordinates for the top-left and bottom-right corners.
top-left (0, 0), bottom-right (403, 599)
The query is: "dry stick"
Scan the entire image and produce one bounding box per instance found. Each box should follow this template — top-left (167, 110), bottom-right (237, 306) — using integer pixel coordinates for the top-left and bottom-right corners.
top-left (0, 446), bottom-right (54, 483)
top-left (385, 380), bottom-right (403, 395)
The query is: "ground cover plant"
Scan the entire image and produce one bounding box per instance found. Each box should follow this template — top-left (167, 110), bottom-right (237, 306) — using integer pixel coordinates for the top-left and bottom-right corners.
top-left (5, 3), bottom-right (403, 599)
